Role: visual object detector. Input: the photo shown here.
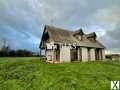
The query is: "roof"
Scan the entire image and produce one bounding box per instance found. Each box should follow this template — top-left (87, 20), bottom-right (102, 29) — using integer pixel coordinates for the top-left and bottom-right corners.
top-left (73, 29), bottom-right (84, 36)
top-left (40, 25), bottom-right (105, 49)
top-left (86, 32), bottom-right (96, 38)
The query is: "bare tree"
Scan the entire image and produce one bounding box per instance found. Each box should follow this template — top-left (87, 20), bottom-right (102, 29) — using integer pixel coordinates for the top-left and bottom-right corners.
top-left (1, 38), bottom-right (10, 52)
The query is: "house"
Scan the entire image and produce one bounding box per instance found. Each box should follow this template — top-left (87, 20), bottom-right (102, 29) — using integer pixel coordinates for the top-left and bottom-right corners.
top-left (39, 25), bottom-right (105, 63)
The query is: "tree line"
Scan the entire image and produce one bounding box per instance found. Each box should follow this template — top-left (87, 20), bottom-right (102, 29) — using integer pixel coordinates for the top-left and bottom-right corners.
top-left (0, 48), bottom-right (40, 57)
top-left (0, 39), bottom-right (40, 57)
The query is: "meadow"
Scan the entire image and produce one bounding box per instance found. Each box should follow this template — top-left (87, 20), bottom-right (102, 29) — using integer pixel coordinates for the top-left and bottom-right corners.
top-left (0, 57), bottom-right (120, 90)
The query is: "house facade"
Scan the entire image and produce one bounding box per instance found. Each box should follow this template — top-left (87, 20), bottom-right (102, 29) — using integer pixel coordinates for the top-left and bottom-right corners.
top-left (40, 25), bottom-right (105, 63)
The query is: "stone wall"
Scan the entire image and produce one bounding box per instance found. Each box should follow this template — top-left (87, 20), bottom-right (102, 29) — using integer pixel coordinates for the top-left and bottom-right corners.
top-left (60, 46), bottom-right (71, 62)
top-left (81, 47), bottom-right (88, 61)
top-left (77, 48), bottom-right (82, 61)
top-left (102, 49), bottom-right (105, 60)
top-left (90, 48), bottom-right (96, 61)
top-left (99, 49), bottom-right (102, 60)
top-left (46, 50), bottom-right (54, 61)
top-left (46, 46), bottom-right (105, 62)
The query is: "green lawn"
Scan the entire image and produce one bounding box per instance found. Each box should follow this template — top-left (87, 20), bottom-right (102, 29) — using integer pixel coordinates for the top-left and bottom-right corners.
top-left (0, 57), bottom-right (120, 90)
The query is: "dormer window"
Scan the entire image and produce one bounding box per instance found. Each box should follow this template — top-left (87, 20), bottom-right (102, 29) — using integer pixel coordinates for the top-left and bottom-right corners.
top-left (73, 28), bottom-right (84, 41)
top-left (86, 32), bottom-right (97, 42)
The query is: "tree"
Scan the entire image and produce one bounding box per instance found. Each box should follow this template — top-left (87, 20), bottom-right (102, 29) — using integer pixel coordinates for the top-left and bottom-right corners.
top-left (9, 50), bottom-right (16, 57)
top-left (0, 38), bottom-right (11, 57)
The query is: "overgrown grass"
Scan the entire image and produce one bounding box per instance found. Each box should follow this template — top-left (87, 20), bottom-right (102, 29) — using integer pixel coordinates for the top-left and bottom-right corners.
top-left (0, 57), bottom-right (120, 90)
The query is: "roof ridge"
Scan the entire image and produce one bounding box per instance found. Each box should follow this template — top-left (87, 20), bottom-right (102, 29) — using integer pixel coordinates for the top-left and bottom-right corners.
top-left (45, 25), bottom-right (73, 33)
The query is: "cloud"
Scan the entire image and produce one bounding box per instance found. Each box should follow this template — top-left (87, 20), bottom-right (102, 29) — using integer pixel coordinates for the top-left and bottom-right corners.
top-left (90, 6), bottom-right (120, 53)
top-left (0, 0), bottom-right (120, 52)
top-left (27, 0), bottom-right (89, 26)
top-left (0, 0), bottom-right (42, 51)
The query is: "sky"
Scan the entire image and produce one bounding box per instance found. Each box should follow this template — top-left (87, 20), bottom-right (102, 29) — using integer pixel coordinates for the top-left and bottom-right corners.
top-left (0, 0), bottom-right (120, 53)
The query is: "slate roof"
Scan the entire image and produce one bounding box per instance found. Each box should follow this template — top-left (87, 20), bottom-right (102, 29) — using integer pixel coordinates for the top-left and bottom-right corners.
top-left (40, 25), bottom-right (105, 49)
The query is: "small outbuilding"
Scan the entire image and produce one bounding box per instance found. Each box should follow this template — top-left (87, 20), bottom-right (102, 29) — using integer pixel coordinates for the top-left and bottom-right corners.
top-left (106, 54), bottom-right (120, 61)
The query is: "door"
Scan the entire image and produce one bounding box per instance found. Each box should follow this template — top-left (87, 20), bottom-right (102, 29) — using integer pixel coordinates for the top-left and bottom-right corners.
top-left (95, 48), bottom-right (99, 60)
top-left (71, 48), bottom-right (78, 61)
top-left (56, 50), bottom-right (60, 61)
top-left (55, 44), bottom-right (60, 61)
top-left (88, 48), bottom-right (91, 61)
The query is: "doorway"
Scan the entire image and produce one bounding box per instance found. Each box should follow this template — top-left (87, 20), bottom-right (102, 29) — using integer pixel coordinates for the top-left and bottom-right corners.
top-left (88, 48), bottom-right (91, 61)
top-left (71, 48), bottom-right (78, 61)
top-left (55, 44), bottom-right (60, 61)
top-left (95, 48), bottom-right (99, 60)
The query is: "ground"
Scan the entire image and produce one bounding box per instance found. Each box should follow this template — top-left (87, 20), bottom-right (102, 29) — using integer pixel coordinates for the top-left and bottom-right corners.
top-left (0, 57), bottom-right (120, 90)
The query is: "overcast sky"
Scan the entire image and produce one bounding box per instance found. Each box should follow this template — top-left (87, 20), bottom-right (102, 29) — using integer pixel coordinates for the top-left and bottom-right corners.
top-left (0, 0), bottom-right (120, 53)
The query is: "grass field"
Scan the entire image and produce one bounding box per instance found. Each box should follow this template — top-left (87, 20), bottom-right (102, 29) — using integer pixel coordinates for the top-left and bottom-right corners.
top-left (0, 57), bottom-right (120, 90)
